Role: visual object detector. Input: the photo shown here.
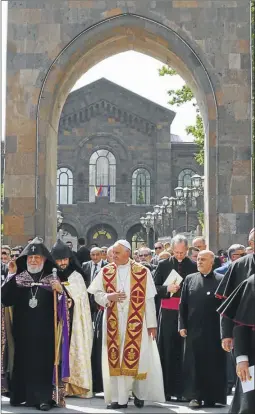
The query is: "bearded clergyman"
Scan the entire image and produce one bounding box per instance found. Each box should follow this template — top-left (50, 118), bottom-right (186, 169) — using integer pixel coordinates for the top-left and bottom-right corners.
top-left (51, 239), bottom-right (93, 398)
top-left (1, 237), bottom-right (69, 411)
top-left (88, 240), bottom-right (165, 409)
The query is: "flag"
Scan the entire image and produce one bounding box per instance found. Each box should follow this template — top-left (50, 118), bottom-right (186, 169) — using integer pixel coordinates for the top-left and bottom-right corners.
top-left (97, 185), bottom-right (103, 196)
top-left (107, 185), bottom-right (111, 197)
top-left (94, 186), bottom-right (98, 196)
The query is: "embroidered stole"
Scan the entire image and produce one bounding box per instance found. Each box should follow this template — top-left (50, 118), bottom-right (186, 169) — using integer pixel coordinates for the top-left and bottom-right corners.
top-left (102, 261), bottom-right (147, 377)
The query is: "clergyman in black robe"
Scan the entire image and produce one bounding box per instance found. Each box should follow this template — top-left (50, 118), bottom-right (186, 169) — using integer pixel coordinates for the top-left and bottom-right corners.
top-left (218, 274), bottom-right (255, 413)
top-left (154, 235), bottom-right (197, 401)
top-left (178, 250), bottom-right (227, 408)
top-left (215, 253), bottom-right (255, 351)
top-left (1, 237), bottom-right (69, 411)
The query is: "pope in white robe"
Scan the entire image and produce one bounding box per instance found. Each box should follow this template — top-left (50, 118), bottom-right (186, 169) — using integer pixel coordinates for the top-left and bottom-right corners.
top-left (88, 240), bottom-right (165, 409)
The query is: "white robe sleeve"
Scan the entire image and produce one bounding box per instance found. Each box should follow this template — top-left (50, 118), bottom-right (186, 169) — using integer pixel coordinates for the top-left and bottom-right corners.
top-left (87, 269), bottom-right (110, 308)
top-left (145, 268), bottom-right (157, 328)
top-left (145, 297), bottom-right (157, 328)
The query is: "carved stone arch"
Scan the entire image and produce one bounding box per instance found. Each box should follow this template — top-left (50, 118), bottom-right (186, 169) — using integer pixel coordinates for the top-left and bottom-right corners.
top-left (4, 11), bottom-right (250, 249)
top-left (78, 133), bottom-right (132, 162)
top-left (82, 213), bottom-right (123, 238)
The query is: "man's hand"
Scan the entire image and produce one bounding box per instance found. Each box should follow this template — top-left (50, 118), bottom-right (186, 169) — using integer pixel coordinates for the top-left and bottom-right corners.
top-left (237, 361), bottom-right (251, 382)
top-left (179, 329), bottom-right (187, 337)
top-left (67, 298), bottom-right (73, 309)
top-left (50, 280), bottom-right (63, 294)
top-left (167, 283), bottom-right (180, 293)
top-left (222, 338), bottom-right (233, 352)
top-left (107, 291), bottom-right (127, 303)
top-left (148, 327), bottom-right (157, 340)
top-left (8, 260), bottom-right (17, 274)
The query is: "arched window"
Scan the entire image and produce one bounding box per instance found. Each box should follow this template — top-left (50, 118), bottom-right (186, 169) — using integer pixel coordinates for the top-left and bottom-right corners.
top-left (89, 150), bottom-right (116, 202)
top-left (57, 167), bottom-right (73, 204)
top-left (132, 168), bottom-right (150, 205)
top-left (178, 169), bottom-right (196, 188)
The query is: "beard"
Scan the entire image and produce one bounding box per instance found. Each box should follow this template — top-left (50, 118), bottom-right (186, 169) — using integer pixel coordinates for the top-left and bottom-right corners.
top-left (27, 262), bottom-right (44, 274)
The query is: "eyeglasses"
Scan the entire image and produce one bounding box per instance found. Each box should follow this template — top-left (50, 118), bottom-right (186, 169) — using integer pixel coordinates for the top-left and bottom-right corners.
top-left (139, 253), bottom-right (149, 257)
top-left (11, 254), bottom-right (19, 259)
top-left (101, 250), bottom-right (107, 253)
top-left (1, 252), bottom-right (9, 256)
top-left (155, 246), bottom-right (163, 250)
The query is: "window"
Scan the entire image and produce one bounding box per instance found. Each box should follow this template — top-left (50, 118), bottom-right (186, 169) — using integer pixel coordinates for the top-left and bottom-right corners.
top-left (178, 169), bottom-right (196, 188)
top-left (57, 167), bottom-right (73, 204)
top-left (132, 168), bottom-right (150, 205)
top-left (89, 150), bottom-right (116, 202)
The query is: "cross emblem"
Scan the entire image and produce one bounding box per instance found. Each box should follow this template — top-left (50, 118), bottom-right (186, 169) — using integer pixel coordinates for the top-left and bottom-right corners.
top-left (31, 246), bottom-right (36, 252)
top-left (132, 290), bottom-right (144, 304)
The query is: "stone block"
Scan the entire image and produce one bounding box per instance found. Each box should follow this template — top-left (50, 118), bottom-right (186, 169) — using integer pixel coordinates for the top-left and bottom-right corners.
top-left (173, 0), bottom-right (199, 7)
top-left (236, 39), bottom-right (250, 53)
top-left (232, 160), bottom-right (250, 176)
top-left (229, 53), bottom-right (240, 69)
top-left (5, 136), bottom-right (17, 153)
top-left (231, 195), bottom-right (250, 213)
top-left (17, 134), bottom-right (36, 153)
top-left (236, 213), bottom-right (253, 234)
top-left (230, 175), bottom-right (251, 196)
top-left (240, 53), bottom-right (250, 70)
top-left (219, 213), bottom-right (236, 234)
top-left (24, 216), bottom-right (35, 235)
top-left (234, 101), bottom-right (249, 120)
top-left (4, 215), bottom-right (24, 236)
top-left (102, 8), bottom-right (123, 17)
top-left (5, 153), bottom-right (35, 175)
top-left (4, 175), bottom-right (35, 198)
top-left (6, 197), bottom-right (35, 216)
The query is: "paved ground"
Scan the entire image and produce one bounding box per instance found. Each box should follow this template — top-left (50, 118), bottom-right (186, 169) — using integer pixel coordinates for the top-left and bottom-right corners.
top-left (2, 395), bottom-right (233, 413)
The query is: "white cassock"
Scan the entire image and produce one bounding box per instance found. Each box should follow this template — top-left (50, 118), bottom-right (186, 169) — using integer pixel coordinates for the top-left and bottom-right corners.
top-left (88, 261), bottom-right (165, 405)
top-left (65, 271), bottom-right (93, 397)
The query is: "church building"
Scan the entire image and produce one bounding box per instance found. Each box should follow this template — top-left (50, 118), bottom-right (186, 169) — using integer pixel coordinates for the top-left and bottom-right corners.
top-left (57, 78), bottom-right (203, 249)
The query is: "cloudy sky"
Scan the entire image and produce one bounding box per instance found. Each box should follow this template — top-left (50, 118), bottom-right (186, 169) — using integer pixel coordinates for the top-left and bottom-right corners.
top-left (2, 2), bottom-right (196, 140)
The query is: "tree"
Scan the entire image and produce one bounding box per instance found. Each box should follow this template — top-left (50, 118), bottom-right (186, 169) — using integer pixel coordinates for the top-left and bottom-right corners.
top-left (159, 65), bottom-right (205, 165)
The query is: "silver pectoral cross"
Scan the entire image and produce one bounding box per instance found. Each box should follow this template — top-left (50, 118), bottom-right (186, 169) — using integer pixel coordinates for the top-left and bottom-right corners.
top-left (29, 297), bottom-right (38, 308)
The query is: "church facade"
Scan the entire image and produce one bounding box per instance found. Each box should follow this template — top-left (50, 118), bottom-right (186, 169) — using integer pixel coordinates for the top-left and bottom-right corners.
top-left (57, 78), bottom-right (203, 249)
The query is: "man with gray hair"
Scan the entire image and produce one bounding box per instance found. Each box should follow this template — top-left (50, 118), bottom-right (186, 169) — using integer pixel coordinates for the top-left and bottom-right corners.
top-left (215, 244), bottom-right (246, 275)
top-left (179, 250), bottom-right (226, 408)
top-left (154, 234), bottom-right (197, 402)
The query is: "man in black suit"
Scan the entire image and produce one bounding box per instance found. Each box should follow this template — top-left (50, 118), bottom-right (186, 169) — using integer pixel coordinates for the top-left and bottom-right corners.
top-left (82, 247), bottom-right (108, 289)
top-left (76, 237), bottom-right (90, 266)
top-left (154, 234), bottom-right (197, 402)
top-left (82, 247), bottom-right (107, 395)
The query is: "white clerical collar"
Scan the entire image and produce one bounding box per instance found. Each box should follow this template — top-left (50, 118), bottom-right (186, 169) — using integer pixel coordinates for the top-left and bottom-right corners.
top-left (118, 260), bottom-right (130, 269)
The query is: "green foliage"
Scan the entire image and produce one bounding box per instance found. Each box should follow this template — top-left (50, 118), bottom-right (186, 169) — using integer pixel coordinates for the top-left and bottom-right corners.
top-left (197, 210), bottom-right (205, 231)
top-left (158, 66), bottom-right (204, 166)
top-left (167, 85), bottom-right (195, 107)
top-left (158, 66), bottom-right (177, 76)
top-left (186, 114), bottom-right (205, 165)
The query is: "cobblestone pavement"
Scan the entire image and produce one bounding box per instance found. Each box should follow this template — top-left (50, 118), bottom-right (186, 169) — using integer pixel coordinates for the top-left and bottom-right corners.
top-left (2, 395), bottom-right (233, 413)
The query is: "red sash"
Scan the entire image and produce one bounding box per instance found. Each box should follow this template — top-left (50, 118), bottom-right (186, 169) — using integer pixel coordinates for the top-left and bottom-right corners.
top-left (161, 297), bottom-right (180, 310)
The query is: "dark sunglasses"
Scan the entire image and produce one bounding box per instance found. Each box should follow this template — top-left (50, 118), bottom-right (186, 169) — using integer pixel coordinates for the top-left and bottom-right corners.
top-left (11, 254), bottom-right (20, 258)
top-left (155, 246), bottom-right (163, 250)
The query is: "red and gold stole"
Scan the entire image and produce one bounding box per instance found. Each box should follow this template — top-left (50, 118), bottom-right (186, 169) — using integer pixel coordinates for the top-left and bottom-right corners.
top-left (102, 261), bottom-right (147, 377)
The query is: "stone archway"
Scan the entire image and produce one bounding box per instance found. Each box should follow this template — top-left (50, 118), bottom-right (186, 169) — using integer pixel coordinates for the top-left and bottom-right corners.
top-left (4, 4), bottom-right (252, 251)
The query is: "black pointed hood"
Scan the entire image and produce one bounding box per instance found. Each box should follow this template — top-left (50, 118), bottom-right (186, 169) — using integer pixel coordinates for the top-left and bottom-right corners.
top-left (51, 238), bottom-right (87, 281)
top-left (51, 239), bottom-right (72, 260)
top-left (16, 237), bottom-right (57, 274)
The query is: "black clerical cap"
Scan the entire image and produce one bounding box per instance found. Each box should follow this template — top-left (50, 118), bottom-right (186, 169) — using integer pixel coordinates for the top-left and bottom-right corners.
top-left (16, 237), bottom-right (57, 274)
top-left (51, 239), bottom-right (72, 260)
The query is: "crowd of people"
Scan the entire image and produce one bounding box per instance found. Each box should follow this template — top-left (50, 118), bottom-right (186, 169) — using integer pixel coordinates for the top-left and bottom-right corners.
top-left (1, 229), bottom-right (254, 413)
